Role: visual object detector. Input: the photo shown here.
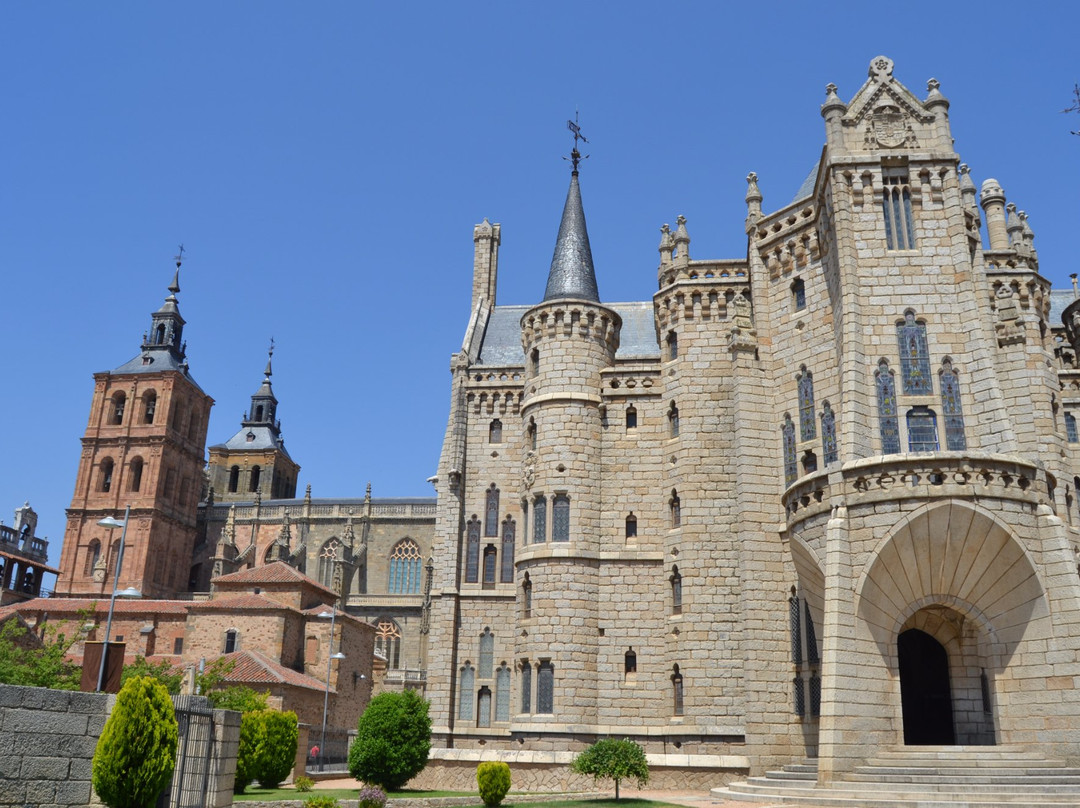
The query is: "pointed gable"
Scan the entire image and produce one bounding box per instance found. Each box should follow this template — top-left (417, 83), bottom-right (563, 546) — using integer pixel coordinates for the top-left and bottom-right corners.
top-left (210, 561), bottom-right (336, 610)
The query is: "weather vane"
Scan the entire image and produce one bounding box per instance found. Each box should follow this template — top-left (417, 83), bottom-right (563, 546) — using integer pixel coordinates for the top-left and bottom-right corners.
top-left (174, 243), bottom-right (186, 268)
top-left (268, 336), bottom-right (275, 358)
top-left (564, 110), bottom-right (589, 172)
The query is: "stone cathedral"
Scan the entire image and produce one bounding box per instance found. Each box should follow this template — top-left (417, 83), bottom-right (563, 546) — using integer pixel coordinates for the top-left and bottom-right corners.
top-left (422, 55), bottom-right (1080, 794)
top-left (34, 56), bottom-right (1080, 799)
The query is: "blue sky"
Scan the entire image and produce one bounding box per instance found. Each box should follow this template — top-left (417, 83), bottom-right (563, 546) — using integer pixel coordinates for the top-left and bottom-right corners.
top-left (2, 3), bottom-right (1078, 572)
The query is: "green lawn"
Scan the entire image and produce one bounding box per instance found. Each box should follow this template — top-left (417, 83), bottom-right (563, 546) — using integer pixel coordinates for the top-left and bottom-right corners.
top-left (233, 792), bottom-right (680, 808)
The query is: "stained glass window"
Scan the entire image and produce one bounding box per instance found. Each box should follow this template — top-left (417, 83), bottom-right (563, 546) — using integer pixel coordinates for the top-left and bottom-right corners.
top-left (520, 660), bottom-right (531, 713)
top-left (907, 407), bottom-right (939, 452)
top-left (939, 360), bottom-right (967, 451)
top-left (672, 666), bottom-right (684, 716)
top-left (458, 664), bottom-right (474, 721)
top-left (897, 312), bottom-right (932, 394)
top-left (876, 360), bottom-right (901, 454)
top-left (485, 485), bottom-right (500, 537)
top-left (495, 666), bottom-right (511, 722)
top-left (1068, 412), bottom-right (1079, 444)
top-left (389, 539), bottom-right (422, 594)
top-left (477, 687), bottom-right (491, 727)
top-left (479, 630), bottom-right (494, 678)
top-left (552, 495), bottom-right (570, 542)
top-left (482, 546), bottom-right (497, 586)
top-left (671, 566), bottom-right (682, 615)
top-left (465, 518), bottom-right (480, 583)
top-left (537, 661), bottom-right (554, 714)
top-left (797, 368), bottom-right (816, 441)
top-left (533, 495), bottom-right (546, 543)
top-left (501, 518), bottom-right (515, 582)
top-left (783, 414), bottom-right (797, 485)
top-left (821, 402), bottom-right (837, 464)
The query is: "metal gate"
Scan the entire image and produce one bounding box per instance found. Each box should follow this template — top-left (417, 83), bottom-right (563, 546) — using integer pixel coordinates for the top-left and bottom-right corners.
top-left (156, 695), bottom-right (216, 808)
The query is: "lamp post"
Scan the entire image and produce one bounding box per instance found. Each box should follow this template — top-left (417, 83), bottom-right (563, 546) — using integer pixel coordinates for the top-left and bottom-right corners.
top-left (317, 607), bottom-right (346, 771)
top-left (96, 507), bottom-right (141, 692)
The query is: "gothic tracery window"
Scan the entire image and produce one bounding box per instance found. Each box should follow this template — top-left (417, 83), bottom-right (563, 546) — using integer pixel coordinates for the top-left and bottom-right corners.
top-left (897, 311), bottom-right (932, 394)
top-left (389, 539), bottom-right (422, 594)
top-left (882, 167), bottom-right (916, 250)
top-left (782, 414), bottom-right (797, 485)
top-left (479, 629), bottom-right (494, 678)
top-left (820, 402), bottom-right (837, 464)
top-left (466, 517), bottom-right (481, 583)
top-left (939, 359), bottom-right (967, 451)
top-left (485, 484), bottom-right (500, 537)
top-left (318, 538), bottom-right (341, 589)
top-left (797, 367), bottom-right (816, 441)
top-left (459, 663), bottom-right (475, 721)
top-left (875, 360), bottom-right (901, 454)
top-left (375, 619), bottom-right (402, 669)
top-left (500, 517), bottom-right (515, 583)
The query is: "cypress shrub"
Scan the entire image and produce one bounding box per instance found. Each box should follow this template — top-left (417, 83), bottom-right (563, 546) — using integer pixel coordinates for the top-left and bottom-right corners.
top-left (476, 761), bottom-right (511, 807)
top-left (234, 710), bottom-right (261, 793)
top-left (253, 709), bottom-right (300, 788)
top-left (92, 675), bottom-right (179, 808)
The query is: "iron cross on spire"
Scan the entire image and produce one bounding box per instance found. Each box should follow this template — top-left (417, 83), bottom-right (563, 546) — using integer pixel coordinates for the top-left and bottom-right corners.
top-left (565, 111), bottom-right (590, 172)
top-left (174, 244), bottom-right (186, 268)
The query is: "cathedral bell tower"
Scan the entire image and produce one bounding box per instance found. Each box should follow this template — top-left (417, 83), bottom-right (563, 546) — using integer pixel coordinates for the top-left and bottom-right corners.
top-left (55, 258), bottom-right (214, 598)
top-left (206, 343), bottom-right (299, 502)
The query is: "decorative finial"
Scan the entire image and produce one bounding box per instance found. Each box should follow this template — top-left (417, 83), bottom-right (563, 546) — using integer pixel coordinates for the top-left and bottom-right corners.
top-left (745, 172), bottom-right (762, 203)
top-left (168, 244), bottom-right (184, 295)
top-left (564, 111), bottom-right (590, 173)
top-left (174, 243), bottom-right (186, 269)
top-left (868, 56), bottom-right (894, 80)
top-left (265, 337), bottom-right (275, 378)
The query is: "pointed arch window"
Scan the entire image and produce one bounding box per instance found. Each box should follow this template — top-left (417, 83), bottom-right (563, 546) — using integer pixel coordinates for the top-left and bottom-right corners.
top-left (668, 403), bottom-right (680, 438)
top-left (520, 659), bottom-right (532, 714)
top-left (875, 360), bottom-right (901, 454)
top-left (1067, 412), bottom-right (1079, 444)
top-left (458, 663), bottom-right (475, 721)
top-left (489, 419), bottom-right (503, 444)
top-left (319, 538), bottom-right (341, 589)
top-left (100, 458), bottom-right (115, 493)
top-left (669, 490), bottom-right (681, 529)
top-left (107, 539), bottom-right (122, 580)
top-left (485, 484), bottom-right (500, 537)
top-left (477, 686), bottom-right (492, 728)
top-left (533, 495), bottom-right (546, 544)
top-left (521, 573), bottom-right (532, 619)
top-left (820, 402), bottom-right (837, 464)
top-left (671, 665), bottom-right (684, 716)
top-left (84, 540), bottom-right (101, 577)
top-left (782, 414), bottom-right (797, 485)
top-left (129, 457), bottom-right (144, 492)
top-left (625, 513), bottom-right (637, 540)
top-left (624, 648), bottom-right (637, 677)
top-left (500, 517), bottom-right (515, 583)
top-left (465, 517), bottom-right (481, 583)
top-left (882, 168), bottom-right (916, 250)
top-left (479, 629), bottom-right (494, 678)
top-left (797, 368), bottom-right (816, 441)
top-left (907, 407), bottom-right (939, 452)
top-left (537, 660), bottom-right (554, 714)
top-left (939, 359), bottom-right (967, 451)
top-left (109, 392), bottom-right (126, 425)
top-left (552, 494), bottom-right (570, 542)
top-left (389, 539), bottom-right (422, 594)
top-left (228, 465), bottom-right (240, 493)
top-left (897, 311), bottom-right (932, 394)
top-left (375, 619), bottom-right (402, 669)
top-left (495, 665), bottom-right (511, 722)
top-left (482, 545), bottom-right (497, 587)
top-left (143, 391), bottom-right (157, 424)
top-left (671, 565), bottom-right (682, 615)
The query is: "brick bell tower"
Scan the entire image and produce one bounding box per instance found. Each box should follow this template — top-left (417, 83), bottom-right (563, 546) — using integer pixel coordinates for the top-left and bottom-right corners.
top-left (55, 257), bottom-right (214, 598)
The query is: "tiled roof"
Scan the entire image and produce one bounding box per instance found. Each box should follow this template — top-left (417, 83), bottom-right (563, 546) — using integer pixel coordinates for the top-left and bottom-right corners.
top-left (188, 594), bottom-right (295, 612)
top-left (0, 597), bottom-right (191, 617)
top-left (212, 562), bottom-right (333, 599)
top-left (219, 649), bottom-right (333, 693)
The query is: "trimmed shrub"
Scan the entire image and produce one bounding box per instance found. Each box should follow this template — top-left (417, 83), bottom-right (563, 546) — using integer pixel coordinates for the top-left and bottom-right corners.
top-left (358, 785), bottom-right (387, 808)
top-left (253, 709), bottom-right (300, 788)
top-left (234, 710), bottom-right (261, 793)
top-left (476, 761), bottom-right (511, 807)
top-left (570, 738), bottom-right (649, 801)
top-left (304, 797), bottom-right (341, 808)
top-left (294, 776), bottom-right (315, 792)
top-left (92, 676), bottom-right (179, 808)
top-left (348, 690), bottom-right (431, 790)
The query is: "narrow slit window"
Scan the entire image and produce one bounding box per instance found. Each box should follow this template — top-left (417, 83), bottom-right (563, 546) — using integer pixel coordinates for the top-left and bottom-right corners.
top-left (820, 402), bottom-right (837, 464)
top-left (939, 359), bottom-right (967, 451)
top-left (782, 415), bottom-right (797, 485)
top-left (797, 367), bottom-right (815, 441)
top-left (465, 517), bottom-right (481, 583)
top-left (875, 360), bottom-right (901, 454)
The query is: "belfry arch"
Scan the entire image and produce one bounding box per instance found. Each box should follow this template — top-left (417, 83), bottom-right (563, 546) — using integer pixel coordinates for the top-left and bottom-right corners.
top-left (857, 501), bottom-right (1049, 746)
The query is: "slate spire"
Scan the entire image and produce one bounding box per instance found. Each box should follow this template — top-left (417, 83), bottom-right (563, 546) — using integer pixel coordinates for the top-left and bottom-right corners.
top-left (542, 153), bottom-right (600, 303)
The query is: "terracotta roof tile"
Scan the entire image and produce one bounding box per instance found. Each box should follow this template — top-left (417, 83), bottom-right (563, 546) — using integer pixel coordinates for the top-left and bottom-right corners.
top-left (188, 594), bottom-right (296, 612)
top-left (0, 598), bottom-right (191, 617)
top-left (217, 649), bottom-right (333, 692)
top-left (212, 562), bottom-right (333, 597)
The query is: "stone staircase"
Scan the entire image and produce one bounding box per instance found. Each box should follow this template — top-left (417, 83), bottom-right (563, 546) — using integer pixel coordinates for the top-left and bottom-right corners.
top-left (712, 746), bottom-right (1080, 807)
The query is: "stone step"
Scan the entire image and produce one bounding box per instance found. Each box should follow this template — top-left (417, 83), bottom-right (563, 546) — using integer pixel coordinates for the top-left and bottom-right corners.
top-left (852, 765), bottom-right (1080, 779)
top-left (714, 782), bottom-right (1080, 807)
top-left (842, 776), bottom-right (1080, 791)
top-left (763, 768), bottom-right (819, 781)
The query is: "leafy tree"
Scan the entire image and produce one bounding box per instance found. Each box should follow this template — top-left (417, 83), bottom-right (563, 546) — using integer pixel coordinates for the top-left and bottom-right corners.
top-left (253, 709), bottom-right (300, 788)
top-left (348, 690), bottom-right (431, 790)
top-left (476, 761), bottom-right (511, 807)
top-left (206, 683), bottom-right (268, 713)
top-left (195, 656), bottom-right (236, 694)
top-left (121, 656), bottom-right (183, 694)
top-left (92, 675), bottom-right (179, 808)
top-left (234, 710), bottom-right (261, 793)
top-left (570, 738), bottom-right (649, 801)
top-left (0, 613), bottom-right (87, 690)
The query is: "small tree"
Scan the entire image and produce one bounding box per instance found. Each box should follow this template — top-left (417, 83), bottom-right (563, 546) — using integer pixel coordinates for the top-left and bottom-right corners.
top-left (121, 656), bottom-right (183, 694)
top-left (253, 709), bottom-right (300, 788)
top-left (476, 761), bottom-right (511, 807)
top-left (234, 710), bottom-right (261, 793)
top-left (570, 738), bottom-right (649, 801)
top-left (0, 613), bottom-right (87, 690)
top-left (348, 690), bottom-right (431, 790)
top-left (92, 675), bottom-right (179, 808)
top-left (207, 684), bottom-right (269, 713)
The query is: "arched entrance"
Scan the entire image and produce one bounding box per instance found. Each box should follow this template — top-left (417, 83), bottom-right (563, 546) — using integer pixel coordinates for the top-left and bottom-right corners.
top-left (898, 628), bottom-right (954, 745)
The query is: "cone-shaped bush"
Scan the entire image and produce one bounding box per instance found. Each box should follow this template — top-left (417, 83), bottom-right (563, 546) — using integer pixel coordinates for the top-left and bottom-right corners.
top-left (348, 690), bottom-right (431, 790)
top-left (253, 709), bottom-right (299, 788)
top-left (234, 710), bottom-right (261, 793)
top-left (92, 675), bottom-right (179, 808)
top-left (476, 761), bottom-right (511, 807)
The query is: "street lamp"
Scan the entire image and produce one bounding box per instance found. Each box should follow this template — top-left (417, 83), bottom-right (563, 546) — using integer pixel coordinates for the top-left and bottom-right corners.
top-left (317, 607), bottom-right (346, 772)
top-left (96, 507), bottom-right (141, 691)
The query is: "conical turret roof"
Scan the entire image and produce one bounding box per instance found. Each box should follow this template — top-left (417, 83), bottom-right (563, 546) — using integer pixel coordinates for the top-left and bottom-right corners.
top-left (542, 169), bottom-right (599, 303)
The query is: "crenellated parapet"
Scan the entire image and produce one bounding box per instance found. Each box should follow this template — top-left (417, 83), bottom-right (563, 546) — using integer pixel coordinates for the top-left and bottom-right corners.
top-left (466, 389), bottom-right (524, 416)
top-left (750, 203), bottom-right (819, 281)
top-left (520, 301), bottom-right (621, 367)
